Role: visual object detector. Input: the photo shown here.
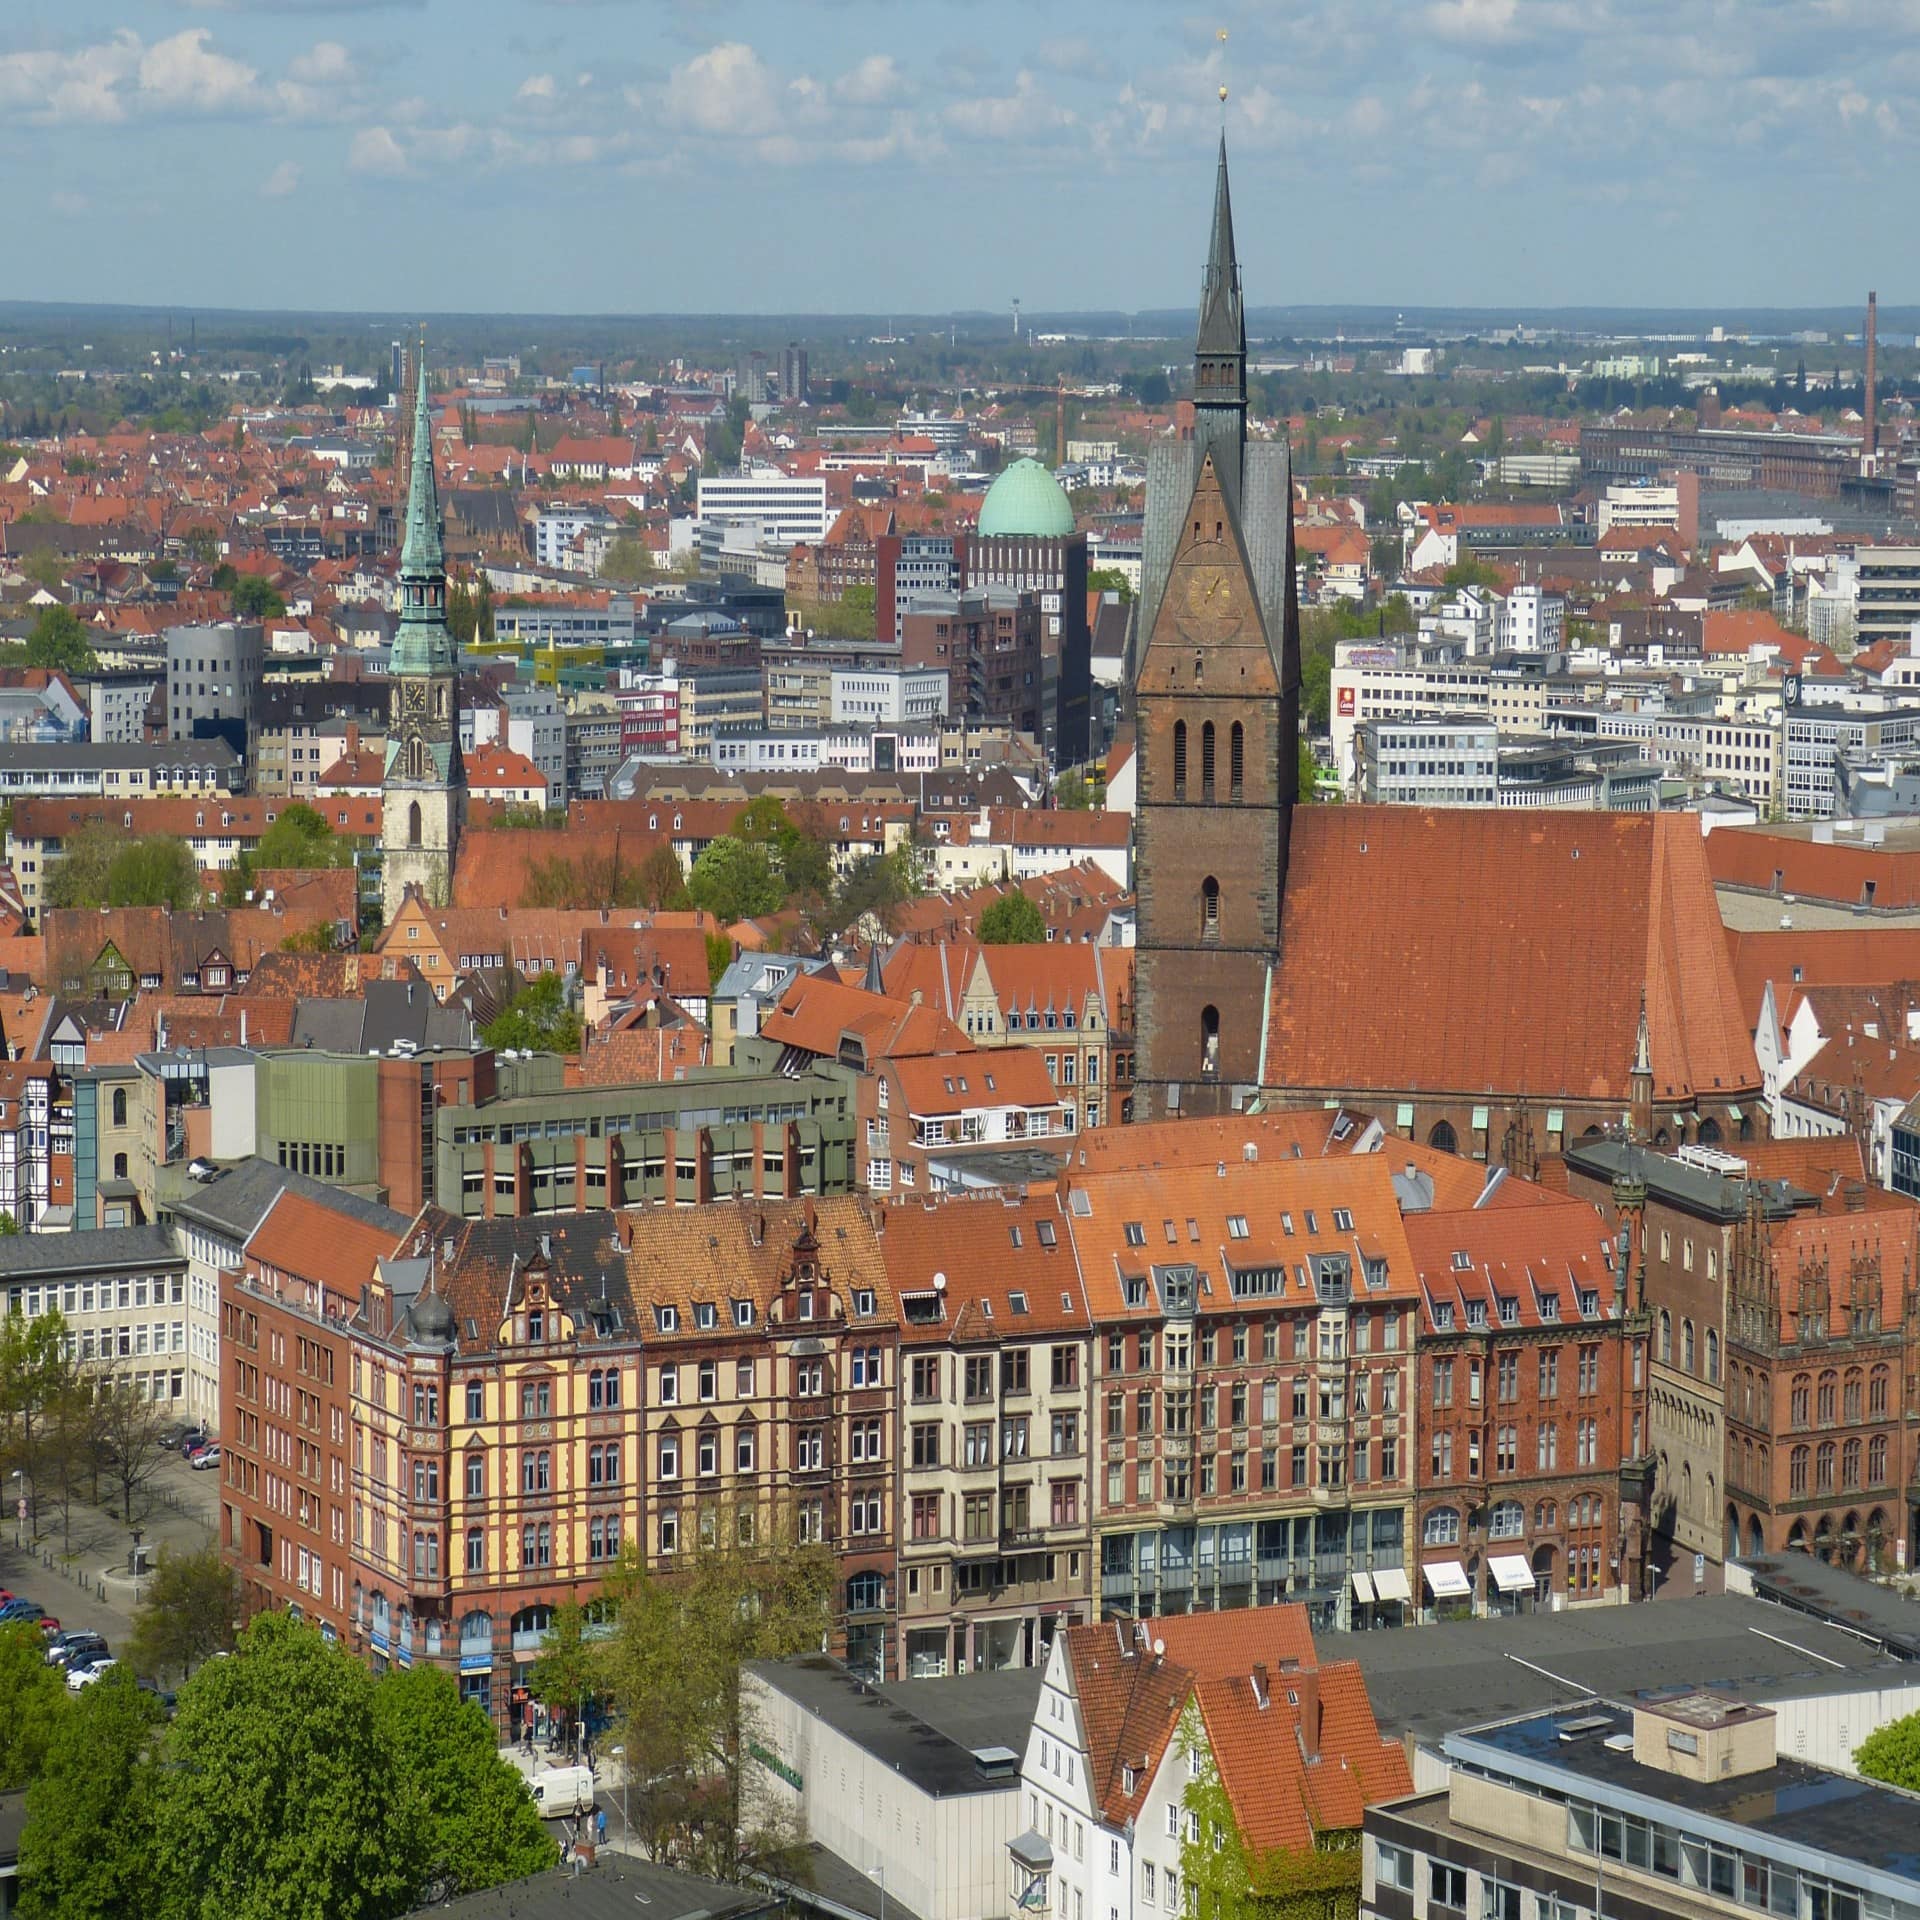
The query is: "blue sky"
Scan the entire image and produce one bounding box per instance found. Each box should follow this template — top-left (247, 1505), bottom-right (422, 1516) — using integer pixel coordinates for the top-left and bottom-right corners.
top-left (1, 0), bottom-right (1914, 316)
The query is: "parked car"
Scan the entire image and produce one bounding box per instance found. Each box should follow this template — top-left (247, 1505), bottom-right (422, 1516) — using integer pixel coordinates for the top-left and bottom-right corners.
top-left (0, 1600), bottom-right (45, 1623)
top-left (135, 1676), bottom-right (177, 1713)
top-left (47, 1632), bottom-right (106, 1669)
top-left (180, 1435), bottom-right (210, 1460)
top-left (190, 1445), bottom-right (221, 1471)
top-left (67, 1654), bottom-right (116, 1690)
top-left (35, 1618), bottom-right (58, 1638)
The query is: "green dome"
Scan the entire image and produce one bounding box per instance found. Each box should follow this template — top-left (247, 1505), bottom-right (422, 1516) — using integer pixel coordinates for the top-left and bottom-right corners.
top-left (977, 458), bottom-right (1075, 539)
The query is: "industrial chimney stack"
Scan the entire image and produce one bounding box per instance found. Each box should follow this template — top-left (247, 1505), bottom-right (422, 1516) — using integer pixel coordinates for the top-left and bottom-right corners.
top-left (1865, 289), bottom-right (1879, 467)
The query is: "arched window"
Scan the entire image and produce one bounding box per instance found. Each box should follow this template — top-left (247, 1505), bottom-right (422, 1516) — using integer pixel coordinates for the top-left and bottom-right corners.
top-left (1843, 1370), bottom-right (1863, 1423)
top-left (1869, 1434), bottom-right (1889, 1486)
top-left (1748, 1515), bottom-right (1765, 1559)
top-left (1658, 1310), bottom-right (1672, 1362)
top-left (1422, 1506), bottom-right (1460, 1545)
top-left (1704, 1328), bottom-right (1719, 1385)
top-left (1201, 721), bottom-right (1216, 801)
top-left (1696, 1117), bottom-right (1722, 1145)
top-left (1817, 1372), bottom-right (1837, 1423)
top-left (112, 1153), bottom-right (127, 1180)
top-left (1841, 1438), bottom-right (1861, 1490)
top-left (1816, 1441), bottom-right (1835, 1492)
top-left (1488, 1499), bottom-right (1524, 1539)
top-left (1789, 1446), bottom-right (1809, 1494)
top-left (1428, 1120), bottom-right (1458, 1155)
top-left (111, 1087), bottom-right (127, 1127)
top-left (1681, 1319), bottom-right (1695, 1373)
top-left (1790, 1374), bottom-right (1810, 1427)
top-left (1200, 876), bottom-right (1220, 937)
top-left (847, 1571), bottom-right (886, 1613)
top-left (1172, 720), bottom-right (1187, 799)
top-left (1870, 1366), bottom-right (1890, 1416)
top-left (408, 801), bottom-right (423, 848)
top-left (1229, 722), bottom-right (1244, 801)
top-left (1199, 1004), bottom-right (1220, 1077)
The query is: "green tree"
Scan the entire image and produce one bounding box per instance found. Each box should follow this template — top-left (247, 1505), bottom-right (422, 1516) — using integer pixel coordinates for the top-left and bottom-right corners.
top-left (831, 843), bottom-right (919, 940)
top-left (599, 1513), bottom-right (831, 1882)
top-left (1298, 737), bottom-right (1326, 802)
top-left (91, 1365), bottom-right (173, 1522)
top-left (602, 536), bottom-right (655, 584)
top-left (706, 929), bottom-right (735, 991)
top-left (635, 842), bottom-right (692, 911)
top-left (1054, 769), bottom-right (1093, 810)
top-left (0, 1621), bottom-right (72, 1791)
top-left (1856, 1710), bottom-right (1920, 1792)
top-left (101, 836), bottom-right (202, 910)
top-left (124, 1544), bottom-right (239, 1683)
top-left (482, 970), bottom-right (583, 1054)
top-left (1442, 553), bottom-right (1502, 592)
top-left (223, 802), bottom-right (354, 906)
top-left (688, 836), bottom-right (784, 924)
top-left (1087, 567), bottom-right (1133, 603)
top-left (229, 574), bottom-right (287, 621)
top-left (371, 1665), bottom-right (554, 1901)
top-left (732, 797), bottom-right (834, 904)
top-left (979, 892), bottom-right (1047, 945)
top-left (145, 1613), bottom-right (421, 1920)
top-left (19, 1667), bottom-right (163, 1920)
top-left (526, 1600), bottom-right (599, 1756)
top-left (23, 603), bottom-right (96, 675)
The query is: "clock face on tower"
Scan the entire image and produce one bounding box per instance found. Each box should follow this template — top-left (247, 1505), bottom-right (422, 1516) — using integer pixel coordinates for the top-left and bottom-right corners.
top-left (398, 679), bottom-right (429, 722)
top-left (1181, 563), bottom-right (1245, 638)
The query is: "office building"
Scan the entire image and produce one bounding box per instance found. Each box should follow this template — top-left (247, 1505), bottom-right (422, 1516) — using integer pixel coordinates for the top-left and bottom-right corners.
top-left (696, 469), bottom-right (832, 547)
top-left (1357, 717), bottom-right (1499, 806)
top-left (167, 621), bottom-right (264, 766)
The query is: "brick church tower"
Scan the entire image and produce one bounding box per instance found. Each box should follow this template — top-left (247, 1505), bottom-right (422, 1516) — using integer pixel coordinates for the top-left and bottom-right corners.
top-left (1131, 140), bottom-right (1301, 1119)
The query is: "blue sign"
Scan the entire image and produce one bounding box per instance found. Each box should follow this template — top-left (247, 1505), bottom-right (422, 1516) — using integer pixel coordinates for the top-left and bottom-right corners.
top-left (370, 1631), bottom-right (390, 1655)
top-left (459, 1653), bottom-right (493, 1674)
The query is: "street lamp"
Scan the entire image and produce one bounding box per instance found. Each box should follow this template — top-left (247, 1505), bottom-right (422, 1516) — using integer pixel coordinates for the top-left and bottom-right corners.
top-left (869, 1860), bottom-right (886, 1920)
top-left (610, 1744), bottom-right (629, 1849)
top-left (8, 1469), bottom-right (22, 1550)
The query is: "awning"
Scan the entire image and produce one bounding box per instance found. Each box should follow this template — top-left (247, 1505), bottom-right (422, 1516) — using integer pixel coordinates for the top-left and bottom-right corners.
top-left (1471, 1106), bottom-right (1490, 1131)
top-left (1396, 1102), bottom-right (1414, 1128)
top-left (1546, 1108), bottom-right (1565, 1134)
top-left (1008, 1831), bottom-right (1054, 1873)
top-left (1423, 1560), bottom-right (1472, 1600)
top-left (1489, 1554), bottom-right (1534, 1595)
top-left (1727, 1105), bottom-right (1743, 1121)
top-left (1350, 1570), bottom-right (1376, 1604)
top-left (1372, 1567), bottom-right (1413, 1604)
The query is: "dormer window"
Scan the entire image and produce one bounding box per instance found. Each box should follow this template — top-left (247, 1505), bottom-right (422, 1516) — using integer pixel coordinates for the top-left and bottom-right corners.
top-left (797, 1291), bottom-right (814, 1321)
top-left (694, 1302), bottom-right (717, 1331)
top-left (734, 1300), bottom-right (754, 1328)
top-left (657, 1305), bottom-right (679, 1333)
top-left (526, 1310), bottom-right (543, 1342)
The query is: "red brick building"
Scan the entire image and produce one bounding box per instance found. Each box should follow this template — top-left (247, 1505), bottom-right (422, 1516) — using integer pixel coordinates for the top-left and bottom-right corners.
top-left (1404, 1193), bottom-right (1652, 1615)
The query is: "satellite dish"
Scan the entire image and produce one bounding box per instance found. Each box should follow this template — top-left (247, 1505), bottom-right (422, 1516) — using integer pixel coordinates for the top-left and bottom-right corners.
top-left (1152, 1638), bottom-right (1165, 1658)
top-left (933, 1272), bottom-right (947, 1291)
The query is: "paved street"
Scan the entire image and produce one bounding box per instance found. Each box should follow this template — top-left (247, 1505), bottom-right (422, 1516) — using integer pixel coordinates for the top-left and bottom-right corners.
top-left (0, 1447), bottom-right (218, 1652)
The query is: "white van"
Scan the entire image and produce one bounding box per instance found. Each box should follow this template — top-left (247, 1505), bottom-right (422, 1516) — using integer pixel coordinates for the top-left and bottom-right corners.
top-left (529, 1765), bottom-right (596, 1818)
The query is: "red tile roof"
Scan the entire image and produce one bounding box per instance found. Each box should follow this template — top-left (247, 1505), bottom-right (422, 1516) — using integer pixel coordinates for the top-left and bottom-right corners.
top-left (1265, 809), bottom-right (1758, 1105)
top-left (1707, 828), bottom-right (1920, 911)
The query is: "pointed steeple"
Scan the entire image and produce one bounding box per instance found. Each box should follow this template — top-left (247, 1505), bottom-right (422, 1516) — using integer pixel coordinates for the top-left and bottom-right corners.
top-left (1196, 134), bottom-right (1244, 360)
top-left (391, 334), bottom-right (455, 678)
top-left (400, 335), bottom-right (444, 584)
top-left (1628, 990), bottom-right (1654, 1141)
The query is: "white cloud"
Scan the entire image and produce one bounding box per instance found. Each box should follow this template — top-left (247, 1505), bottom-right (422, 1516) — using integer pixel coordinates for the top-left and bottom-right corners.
top-left (663, 42), bottom-right (788, 133)
top-left (287, 41), bottom-right (352, 87)
top-left (518, 73), bottom-right (558, 101)
top-left (833, 53), bottom-right (905, 106)
top-left (136, 29), bottom-right (258, 113)
top-left (944, 70), bottom-right (1072, 140)
top-left (348, 124), bottom-right (410, 174)
top-left (1424, 0), bottom-right (1524, 41)
top-left (261, 159), bottom-right (301, 196)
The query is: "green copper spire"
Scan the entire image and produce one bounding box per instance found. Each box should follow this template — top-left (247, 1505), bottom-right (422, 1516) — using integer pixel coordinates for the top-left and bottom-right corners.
top-left (391, 334), bottom-right (455, 677)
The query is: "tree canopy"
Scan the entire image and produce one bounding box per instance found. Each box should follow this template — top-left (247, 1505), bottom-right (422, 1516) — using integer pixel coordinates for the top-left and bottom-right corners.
top-left (1087, 567), bottom-right (1134, 604)
top-left (43, 825), bottom-right (203, 915)
top-left (687, 836), bottom-right (785, 924)
top-left (222, 802), bottom-right (356, 906)
top-left (482, 970), bottom-right (582, 1055)
top-left (1856, 1710), bottom-right (1920, 1792)
top-left (979, 892), bottom-right (1047, 945)
top-left (228, 574), bottom-right (287, 621)
top-left (124, 1544), bottom-right (239, 1683)
top-left (23, 603), bottom-right (96, 675)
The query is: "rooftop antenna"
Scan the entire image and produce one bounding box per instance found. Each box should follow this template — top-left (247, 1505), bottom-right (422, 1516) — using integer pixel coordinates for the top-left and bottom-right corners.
top-left (1011, 298), bottom-right (1021, 340)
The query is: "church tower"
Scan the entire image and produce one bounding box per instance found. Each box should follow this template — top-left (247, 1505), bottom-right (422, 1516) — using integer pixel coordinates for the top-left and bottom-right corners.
top-left (1130, 139), bottom-right (1301, 1120)
top-left (381, 339), bottom-right (464, 922)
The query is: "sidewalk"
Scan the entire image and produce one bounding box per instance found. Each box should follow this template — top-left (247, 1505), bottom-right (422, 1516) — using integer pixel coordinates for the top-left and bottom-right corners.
top-left (0, 1450), bottom-right (216, 1641)
top-left (497, 1742), bottom-right (644, 1855)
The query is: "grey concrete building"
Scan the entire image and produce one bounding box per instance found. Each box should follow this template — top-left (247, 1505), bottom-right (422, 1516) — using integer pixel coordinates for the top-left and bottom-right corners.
top-left (167, 621), bottom-right (264, 767)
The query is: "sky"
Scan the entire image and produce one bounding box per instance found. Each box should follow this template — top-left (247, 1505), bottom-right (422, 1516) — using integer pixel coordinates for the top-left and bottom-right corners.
top-left (0, 0), bottom-right (1915, 318)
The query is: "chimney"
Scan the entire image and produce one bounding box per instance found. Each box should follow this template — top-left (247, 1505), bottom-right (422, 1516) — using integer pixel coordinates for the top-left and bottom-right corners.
top-left (345, 720), bottom-right (360, 758)
top-left (1865, 290), bottom-right (1879, 463)
top-left (1250, 1663), bottom-right (1269, 1710)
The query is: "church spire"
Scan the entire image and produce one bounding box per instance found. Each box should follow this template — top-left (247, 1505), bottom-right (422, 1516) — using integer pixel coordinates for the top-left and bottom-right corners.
top-left (400, 335), bottom-right (444, 584)
top-left (1197, 133), bottom-right (1244, 361)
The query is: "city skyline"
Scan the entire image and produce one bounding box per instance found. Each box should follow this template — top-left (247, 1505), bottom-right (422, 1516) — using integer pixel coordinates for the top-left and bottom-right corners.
top-left (2, 0), bottom-right (1916, 314)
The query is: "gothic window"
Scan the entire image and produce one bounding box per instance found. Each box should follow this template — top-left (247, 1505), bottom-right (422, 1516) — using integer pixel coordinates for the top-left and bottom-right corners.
top-left (1659, 1310), bottom-right (1672, 1362)
top-left (111, 1088), bottom-right (126, 1127)
top-left (1705, 1328), bottom-right (1719, 1385)
top-left (1789, 1445), bottom-right (1808, 1494)
top-left (1843, 1370), bottom-right (1862, 1422)
top-left (1816, 1440), bottom-right (1835, 1492)
top-left (1199, 1004), bottom-right (1220, 1078)
top-left (408, 801), bottom-right (422, 849)
top-left (1201, 722), bottom-right (1216, 801)
top-left (1816, 1372), bottom-right (1836, 1423)
top-left (1696, 1117), bottom-right (1722, 1145)
top-left (1790, 1375), bottom-right (1809, 1427)
top-left (1230, 722), bottom-right (1244, 801)
top-left (1173, 720), bottom-right (1187, 800)
top-left (1200, 876), bottom-right (1220, 938)
top-left (1428, 1120), bottom-right (1458, 1156)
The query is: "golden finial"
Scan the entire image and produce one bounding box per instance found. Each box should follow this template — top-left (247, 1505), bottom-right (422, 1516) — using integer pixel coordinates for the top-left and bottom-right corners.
top-left (1217, 28), bottom-right (1229, 117)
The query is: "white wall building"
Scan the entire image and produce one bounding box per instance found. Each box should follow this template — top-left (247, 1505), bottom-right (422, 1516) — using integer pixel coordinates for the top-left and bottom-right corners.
top-left (831, 667), bottom-right (950, 727)
top-left (697, 468), bottom-right (831, 546)
top-left (1497, 585), bottom-right (1566, 654)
